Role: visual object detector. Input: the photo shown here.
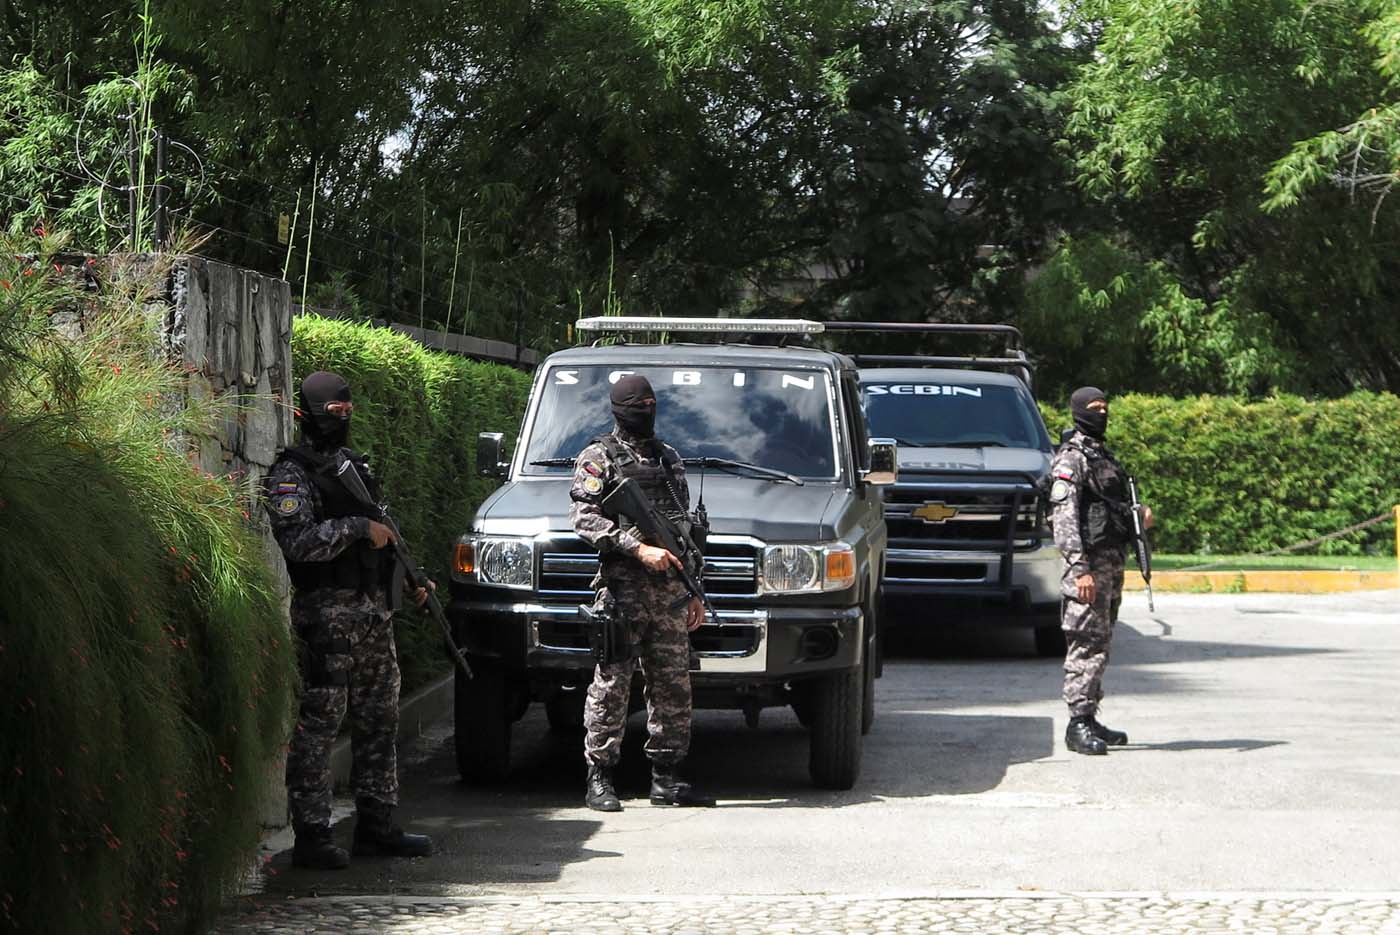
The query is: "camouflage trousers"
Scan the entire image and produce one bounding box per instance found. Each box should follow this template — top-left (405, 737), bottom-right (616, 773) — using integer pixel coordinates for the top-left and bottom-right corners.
top-left (584, 578), bottom-right (693, 769)
top-left (1061, 551), bottom-right (1125, 718)
top-left (286, 596), bottom-right (401, 832)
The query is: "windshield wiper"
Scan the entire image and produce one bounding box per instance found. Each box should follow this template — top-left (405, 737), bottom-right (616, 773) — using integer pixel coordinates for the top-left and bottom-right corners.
top-left (940, 440), bottom-right (1010, 448)
top-left (528, 458), bottom-right (576, 467)
top-left (682, 457), bottom-right (804, 486)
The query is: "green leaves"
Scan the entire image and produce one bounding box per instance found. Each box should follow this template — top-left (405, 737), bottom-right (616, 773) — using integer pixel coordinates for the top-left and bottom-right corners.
top-left (1039, 392), bottom-right (1400, 554)
top-left (1058, 0), bottom-right (1400, 395)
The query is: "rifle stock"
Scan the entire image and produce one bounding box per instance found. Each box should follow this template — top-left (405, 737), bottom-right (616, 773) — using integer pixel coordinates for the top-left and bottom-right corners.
top-left (334, 456), bottom-right (474, 679)
top-left (600, 477), bottom-right (721, 626)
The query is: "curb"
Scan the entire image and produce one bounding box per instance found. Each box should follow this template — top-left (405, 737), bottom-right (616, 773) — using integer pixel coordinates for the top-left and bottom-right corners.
top-left (225, 891), bottom-right (1400, 908)
top-left (329, 671), bottom-right (455, 790)
top-left (1125, 569), bottom-right (1399, 594)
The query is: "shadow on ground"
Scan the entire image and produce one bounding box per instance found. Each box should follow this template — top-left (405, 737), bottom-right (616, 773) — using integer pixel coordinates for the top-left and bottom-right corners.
top-left (252, 605), bottom-right (1318, 896)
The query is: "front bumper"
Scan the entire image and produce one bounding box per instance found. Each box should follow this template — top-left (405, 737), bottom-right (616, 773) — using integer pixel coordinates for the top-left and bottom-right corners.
top-left (450, 599), bottom-right (862, 680)
top-left (882, 540), bottom-right (1062, 623)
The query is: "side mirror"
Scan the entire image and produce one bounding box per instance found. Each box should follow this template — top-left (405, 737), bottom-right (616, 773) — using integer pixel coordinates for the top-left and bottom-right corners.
top-left (477, 432), bottom-right (508, 478)
top-left (862, 438), bottom-right (898, 487)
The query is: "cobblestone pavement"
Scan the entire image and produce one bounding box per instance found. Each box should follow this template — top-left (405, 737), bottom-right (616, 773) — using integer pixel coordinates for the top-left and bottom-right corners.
top-left (212, 893), bottom-right (1400, 934)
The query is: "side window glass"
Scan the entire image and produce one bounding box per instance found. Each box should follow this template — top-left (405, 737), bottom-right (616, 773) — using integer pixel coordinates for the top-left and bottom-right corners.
top-left (841, 375), bottom-right (870, 471)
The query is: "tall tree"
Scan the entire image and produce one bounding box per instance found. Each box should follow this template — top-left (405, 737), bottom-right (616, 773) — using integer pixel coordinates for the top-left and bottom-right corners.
top-left (1048, 0), bottom-right (1400, 395)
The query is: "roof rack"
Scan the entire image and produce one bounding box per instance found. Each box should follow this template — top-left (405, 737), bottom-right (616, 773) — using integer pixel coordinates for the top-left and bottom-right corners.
top-left (822, 321), bottom-right (1023, 350)
top-left (824, 321), bottom-right (1033, 386)
top-left (852, 354), bottom-right (1028, 369)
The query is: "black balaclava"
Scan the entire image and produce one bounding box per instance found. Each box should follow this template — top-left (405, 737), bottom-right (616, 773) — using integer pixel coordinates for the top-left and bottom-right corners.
top-left (1070, 385), bottom-right (1108, 440)
top-left (610, 374), bottom-right (657, 438)
top-left (298, 371), bottom-right (352, 450)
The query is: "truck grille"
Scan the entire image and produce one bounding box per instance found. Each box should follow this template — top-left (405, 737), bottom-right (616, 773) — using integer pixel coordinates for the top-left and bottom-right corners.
top-left (535, 616), bottom-right (762, 657)
top-left (884, 484), bottom-right (1043, 551)
top-left (538, 537), bottom-right (759, 601)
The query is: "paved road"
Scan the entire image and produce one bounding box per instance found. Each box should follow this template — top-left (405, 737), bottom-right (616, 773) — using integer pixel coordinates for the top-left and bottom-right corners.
top-left (217, 590), bottom-right (1400, 932)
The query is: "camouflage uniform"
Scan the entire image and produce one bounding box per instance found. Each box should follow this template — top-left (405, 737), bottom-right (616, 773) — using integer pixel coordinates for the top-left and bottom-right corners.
top-left (1049, 430), bottom-right (1129, 719)
top-left (569, 429), bottom-right (695, 769)
top-left (264, 452), bottom-right (400, 833)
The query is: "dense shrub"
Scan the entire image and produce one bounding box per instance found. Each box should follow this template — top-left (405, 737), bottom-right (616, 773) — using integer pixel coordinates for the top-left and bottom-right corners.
top-left (0, 240), bottom-right (297, 934)
top-left (1038, 394), bottom-right (1400, 555)
top-left (290, 316), bottom-right (533, 690)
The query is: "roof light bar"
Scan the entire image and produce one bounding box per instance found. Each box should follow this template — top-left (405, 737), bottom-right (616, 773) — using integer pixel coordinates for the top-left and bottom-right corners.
top-left (575, 316), bottom-right (825, 335)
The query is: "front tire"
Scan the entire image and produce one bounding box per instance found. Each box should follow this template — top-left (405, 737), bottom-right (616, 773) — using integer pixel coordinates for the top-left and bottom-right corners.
top-left (455, 662), bottom-right (512, 783)
top-left (808, 667), bottom-right (863, 790)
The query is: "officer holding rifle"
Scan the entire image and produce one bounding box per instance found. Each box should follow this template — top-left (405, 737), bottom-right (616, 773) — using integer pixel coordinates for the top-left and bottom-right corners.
top-left (264, 372), bottom-right (437, 869)
top-left (1049, 387), bottom-right (1156, 757)
top-left (569, 374), bottom-right (716, 811)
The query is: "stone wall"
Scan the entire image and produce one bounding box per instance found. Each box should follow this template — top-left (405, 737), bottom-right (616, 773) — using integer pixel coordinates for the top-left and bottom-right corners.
top-left (164, 255), bottom-right (295, 827)
top-left (167, 256), bottom-right (296, 489)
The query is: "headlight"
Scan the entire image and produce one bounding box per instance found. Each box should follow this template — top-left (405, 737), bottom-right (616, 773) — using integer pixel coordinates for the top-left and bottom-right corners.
top-left (454, 535), bottom-right (534, 589)
top-left (762, 542), bottom-right (856, 594)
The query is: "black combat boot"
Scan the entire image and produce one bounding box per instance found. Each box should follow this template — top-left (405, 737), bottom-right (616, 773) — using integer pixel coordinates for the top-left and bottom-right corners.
top-left (351, 804), bottom-right (433, 858)
top-left (1089, 716), bottom-right (1128, 746)
top-left (1065, 716), bottom-right (1108, 756)
top-left (650, 765), bottom-right (716, 807)
top-left (585, 765), bottom-right (623, 812)
top-left (291, 827), bottom-right (350, 870)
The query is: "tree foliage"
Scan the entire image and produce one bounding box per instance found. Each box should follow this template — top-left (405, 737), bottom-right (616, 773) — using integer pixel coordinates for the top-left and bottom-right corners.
top-left (1053, 0), bottom-right (1400, 395)
top-left (7, 1), bottom-right (1400, 394)
top-left (1, 0), bottom-right (1080, 356)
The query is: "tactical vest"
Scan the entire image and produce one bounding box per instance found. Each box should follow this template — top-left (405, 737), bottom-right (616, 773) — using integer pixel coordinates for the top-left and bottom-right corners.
top-left (595, 433), bottom-right (689, 525)
top-left (275, 445), bottom-right (395, 597)
top-left (1066, 434), bottom-right (1131, 551)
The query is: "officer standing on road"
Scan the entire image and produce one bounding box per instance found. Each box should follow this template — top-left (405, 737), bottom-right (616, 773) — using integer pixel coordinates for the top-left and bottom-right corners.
top-left (264, 371), bottom-right (434, 868)
top-left (569, 374), bottom-right (715, 811)
top-left (1049, 386), bottom-right (1154, 756)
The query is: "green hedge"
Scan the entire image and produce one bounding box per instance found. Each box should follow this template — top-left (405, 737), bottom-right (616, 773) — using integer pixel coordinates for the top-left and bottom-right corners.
top-left (0, 241), bottom-right (297, 935)
top-left (290, 316), bottom-right (533, 690)
top-left (1037, 393), bottom-right (1400, 555)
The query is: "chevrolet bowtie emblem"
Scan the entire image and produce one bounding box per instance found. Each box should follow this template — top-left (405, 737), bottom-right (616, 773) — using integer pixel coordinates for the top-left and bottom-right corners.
top-left (912, 502), bottom-right (959, 523)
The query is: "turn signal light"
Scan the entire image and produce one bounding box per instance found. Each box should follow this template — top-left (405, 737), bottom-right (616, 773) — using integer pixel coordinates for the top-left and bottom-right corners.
top-left (824, 549), bottom-right (855, 588)
top-left (453, 541), bottom-right (475, 575)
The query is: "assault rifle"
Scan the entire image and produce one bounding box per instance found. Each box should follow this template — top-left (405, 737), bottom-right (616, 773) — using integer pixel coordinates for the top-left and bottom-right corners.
top-left (1127, 476), bottom-right (1154, 612)
top-left (600, 476), bottom-right (721, 626)
top-left (334, 454), bottom-right (474, 679)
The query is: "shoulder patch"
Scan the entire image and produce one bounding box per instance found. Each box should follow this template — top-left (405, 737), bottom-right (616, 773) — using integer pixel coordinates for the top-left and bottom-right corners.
top-left (275, 495), bottom-right (303, 515)
top-left (582, 476), bottom-right (603, 495)
top-left (582, 460), bottom-right (604, 477)
top-left (275, 482), bottom-right (299, 494)
top-left (1050, 479), bottom-right (1072, 503)
top-left (1054, 469), bottom-right (1075, 481)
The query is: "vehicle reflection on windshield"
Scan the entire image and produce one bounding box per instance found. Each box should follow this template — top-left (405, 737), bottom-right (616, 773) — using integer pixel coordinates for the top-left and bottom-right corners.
top-left (522, 366), bottom-right (838, 478)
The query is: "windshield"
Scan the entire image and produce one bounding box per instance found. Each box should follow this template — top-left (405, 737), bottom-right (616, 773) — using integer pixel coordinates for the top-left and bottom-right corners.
top-left (862, 381), bottom-right (1051, 451)
top-left (522, 365), bottom-right (839, 478)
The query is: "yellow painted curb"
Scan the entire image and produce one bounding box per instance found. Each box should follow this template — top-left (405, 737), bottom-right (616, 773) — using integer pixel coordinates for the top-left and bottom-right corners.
top-left (1125, 569), bottom-right (1400, 594)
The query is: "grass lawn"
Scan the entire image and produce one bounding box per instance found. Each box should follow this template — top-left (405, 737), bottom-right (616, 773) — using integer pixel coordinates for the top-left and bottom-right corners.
top-left (1155, 554), bottom-right (1397, 572)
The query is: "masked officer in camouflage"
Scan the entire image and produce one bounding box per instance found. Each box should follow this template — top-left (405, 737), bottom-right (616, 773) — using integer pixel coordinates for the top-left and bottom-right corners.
top-left (569, 374), bottom-right (715, 811)
top-left (1049, 386), bottom-right (1154, 756)
top-left (264, 371), bottom-right (434, 869)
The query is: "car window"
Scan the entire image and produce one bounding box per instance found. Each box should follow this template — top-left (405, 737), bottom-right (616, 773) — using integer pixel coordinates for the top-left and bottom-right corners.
top-left (861, 381), bottom-right (1051, 451)
top-left (840, 373), bottom-right (870, 471)
top-left (523, 365), bottom-right (839, 478)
